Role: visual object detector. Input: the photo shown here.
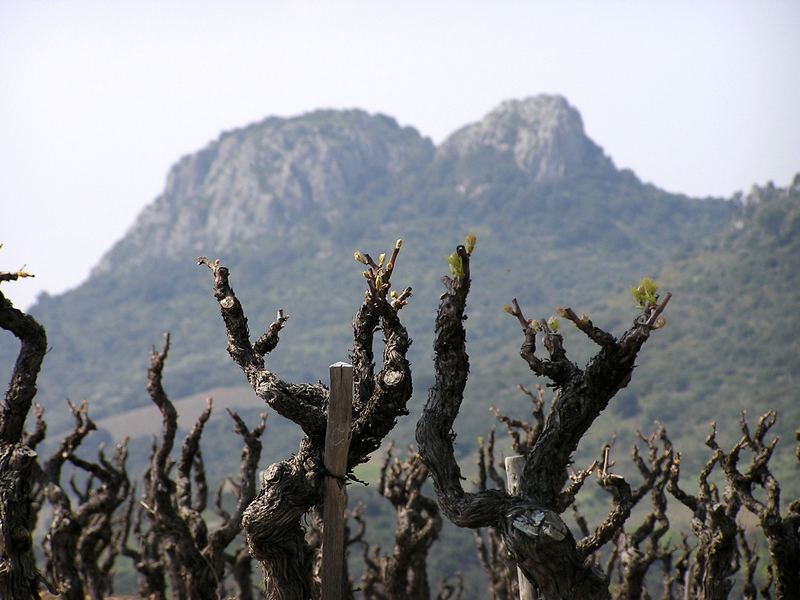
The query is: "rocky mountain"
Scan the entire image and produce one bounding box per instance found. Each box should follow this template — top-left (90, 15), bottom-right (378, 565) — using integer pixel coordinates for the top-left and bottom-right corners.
top-left (93, 110), bottom-right (433, 273)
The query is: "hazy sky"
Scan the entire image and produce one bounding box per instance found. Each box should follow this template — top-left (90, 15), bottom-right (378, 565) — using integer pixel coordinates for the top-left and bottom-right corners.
top-left (1, 1), bottom-right (798, 310)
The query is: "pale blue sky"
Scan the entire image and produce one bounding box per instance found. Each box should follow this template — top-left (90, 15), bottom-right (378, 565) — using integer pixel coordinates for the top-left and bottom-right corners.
top-left (1, 1), bottom-right (798, 309)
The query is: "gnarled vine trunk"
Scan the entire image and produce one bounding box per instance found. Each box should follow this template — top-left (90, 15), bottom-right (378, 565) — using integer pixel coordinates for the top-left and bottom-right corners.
top-left (0, 273), bottom-right (47, 599)
top-left (416, 243), bottom-right (670, 600)
top-left (201, 240), bottom-right (413, 599)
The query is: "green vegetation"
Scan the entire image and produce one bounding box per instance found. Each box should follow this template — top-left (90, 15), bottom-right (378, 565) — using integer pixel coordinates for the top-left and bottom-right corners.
top-left (631, 277), bottom-right (659, 309)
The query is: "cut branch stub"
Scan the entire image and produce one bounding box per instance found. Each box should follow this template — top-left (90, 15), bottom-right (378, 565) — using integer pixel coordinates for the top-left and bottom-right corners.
top-left (354, 239), bottom-right (409, 307)
top-left (348, 241), bottom-right (413, 467)
top-left (1, 277), bottom-right (47, 445)
top-left (0, 409), bottom-right (41, 600)
top-left (198, 256), bottom-right (328, 441)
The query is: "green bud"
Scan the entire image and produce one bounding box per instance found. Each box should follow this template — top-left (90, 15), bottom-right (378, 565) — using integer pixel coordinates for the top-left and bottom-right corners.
top-left (548, 316), bottom-right (561, 332)
top-left (631, 277), bottom-right (659, 308)
top-left (465, 232), bottom-right (477, 254)
top-left (354, 250), bottom-right (367, 265)
top-left (448, 252), bottom-right (465, 278)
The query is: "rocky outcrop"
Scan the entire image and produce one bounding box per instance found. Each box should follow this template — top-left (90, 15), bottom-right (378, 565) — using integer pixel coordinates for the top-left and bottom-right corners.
top-left (94, 110), bottom-right (433, 273)
top-left (93, 96), bottom-right (620, 275)
top-left (438, 95), bottom-right (614, 181)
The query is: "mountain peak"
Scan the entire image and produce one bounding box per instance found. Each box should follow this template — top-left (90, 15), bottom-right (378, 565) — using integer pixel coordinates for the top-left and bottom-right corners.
top-left (493, 94), bottom-right (576, 120)
top-left (438, 94), bottom-right (614, 181)
top-left (93, 109), bottom-right (433, 273)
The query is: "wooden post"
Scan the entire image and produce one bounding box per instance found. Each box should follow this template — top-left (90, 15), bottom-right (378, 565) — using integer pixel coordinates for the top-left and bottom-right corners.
top-left (321, 362), bottom-right (354, 599)
top-left (505, 455), bottom-right (536, 600)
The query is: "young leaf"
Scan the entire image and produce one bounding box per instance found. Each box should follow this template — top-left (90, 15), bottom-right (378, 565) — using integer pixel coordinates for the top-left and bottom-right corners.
top-left (465, 232), bottom-right (477, 254)
top-left (448, 252), bottom-right (465, 279)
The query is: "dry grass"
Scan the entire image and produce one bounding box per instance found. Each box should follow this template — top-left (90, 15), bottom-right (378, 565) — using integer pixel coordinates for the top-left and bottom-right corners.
top-left (85, 385), bottom-right (260, 440)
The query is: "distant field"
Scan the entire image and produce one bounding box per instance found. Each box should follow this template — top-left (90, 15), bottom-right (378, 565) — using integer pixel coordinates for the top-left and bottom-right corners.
top-left (90, 385), bottom-right (262, 440)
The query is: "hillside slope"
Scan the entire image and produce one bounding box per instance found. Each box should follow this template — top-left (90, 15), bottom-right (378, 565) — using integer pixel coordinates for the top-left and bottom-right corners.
top-left (636, 177), bottom-right (800, 471)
